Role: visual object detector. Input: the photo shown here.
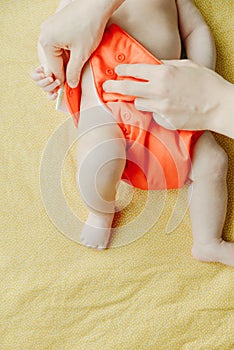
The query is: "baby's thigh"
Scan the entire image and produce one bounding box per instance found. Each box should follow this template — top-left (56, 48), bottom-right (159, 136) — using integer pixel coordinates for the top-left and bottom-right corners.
top-left (190, 131), bottom-right (228, 180)
top-left (77, 63), bottom-right (126, 165)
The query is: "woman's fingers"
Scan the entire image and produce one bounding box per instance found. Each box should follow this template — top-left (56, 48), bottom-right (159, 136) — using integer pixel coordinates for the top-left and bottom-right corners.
top-left (103, 79), bottom-right (152, 98)
top-left (114, 63), bottom-right (159, 80)
top-left (103, 63), bottom-right (179, 98)
top-left (134, 97), bottom-right (160, 111)
top-left (161, 59), bottom-right (198, 67)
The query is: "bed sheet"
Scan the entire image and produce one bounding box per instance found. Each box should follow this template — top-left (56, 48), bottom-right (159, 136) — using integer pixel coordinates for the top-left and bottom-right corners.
top-left (1, 1), bottom-right (234, 349)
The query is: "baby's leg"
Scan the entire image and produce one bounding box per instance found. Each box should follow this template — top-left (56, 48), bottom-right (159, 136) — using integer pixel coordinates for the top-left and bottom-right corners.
top-left (77, 64), bottom-right (126, 249)
top-left (77, 114), bottom-right (126, 249)
top-left (188, 131), bottom-right (234, 266)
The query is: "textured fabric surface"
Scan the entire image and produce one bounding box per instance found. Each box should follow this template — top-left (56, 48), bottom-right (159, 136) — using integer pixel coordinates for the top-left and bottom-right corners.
top-left (1, 1), bottom-right (233, 349)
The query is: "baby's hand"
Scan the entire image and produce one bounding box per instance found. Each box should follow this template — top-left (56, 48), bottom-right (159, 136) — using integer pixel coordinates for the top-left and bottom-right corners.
top-left (31, 65), bottom-right (61, 100)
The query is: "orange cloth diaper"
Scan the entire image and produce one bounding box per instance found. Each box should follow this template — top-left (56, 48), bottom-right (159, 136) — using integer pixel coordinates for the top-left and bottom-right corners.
top-left (65, 24), bottom-right (202, 190)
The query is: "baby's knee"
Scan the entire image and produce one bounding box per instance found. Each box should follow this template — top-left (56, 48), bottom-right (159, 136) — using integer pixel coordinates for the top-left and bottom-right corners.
top-left (191, 134), bottom-right (228, 180)
top-left (77, 157), bottom-right (125, 205)
top-left (77, 143), bottom-right (126, 195)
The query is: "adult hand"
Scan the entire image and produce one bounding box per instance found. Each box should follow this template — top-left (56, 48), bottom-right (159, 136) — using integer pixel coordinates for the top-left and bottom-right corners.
top-left (39, 0), bottom-right (125, 87)
top-left (103, 60), bottom-right (234, 138)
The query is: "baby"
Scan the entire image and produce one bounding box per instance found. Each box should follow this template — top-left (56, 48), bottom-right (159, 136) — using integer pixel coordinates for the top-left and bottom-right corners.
top-left (33, 0), bottom-right (234, 267)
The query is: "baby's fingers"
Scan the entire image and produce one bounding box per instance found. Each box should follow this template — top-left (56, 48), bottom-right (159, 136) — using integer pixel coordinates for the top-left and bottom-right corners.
top-left (31, 66), bottom-right (46, 82)
top-left (37, 77), bottom-right (61, 92)
top-left (47, 91), bottom-right (58, 100)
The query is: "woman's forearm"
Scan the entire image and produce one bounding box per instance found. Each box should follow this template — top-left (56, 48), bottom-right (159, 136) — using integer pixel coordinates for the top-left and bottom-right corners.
top-left (58, 0), bottom-right (125, 13)
top-left (74, 0), bottom-right (125, 19)
top-left (101, 0), bottom-right (125, 12)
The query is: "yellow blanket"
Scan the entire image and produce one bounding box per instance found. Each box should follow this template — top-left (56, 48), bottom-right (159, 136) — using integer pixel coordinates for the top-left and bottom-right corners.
top-left (1, 1), bottom-right (233, 348)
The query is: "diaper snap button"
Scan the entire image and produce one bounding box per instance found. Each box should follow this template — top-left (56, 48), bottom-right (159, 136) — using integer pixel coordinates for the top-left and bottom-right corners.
top-left (123, 112), bottom-right (131, 121)
top-left (105, 68), bottom-right (114, 76)
top-left (116, 53), bottom-right (125, 62)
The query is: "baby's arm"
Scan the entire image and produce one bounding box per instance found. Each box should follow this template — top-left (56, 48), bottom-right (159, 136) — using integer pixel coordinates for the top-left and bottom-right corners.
top-left (176, 0), bottom-right (216, 69)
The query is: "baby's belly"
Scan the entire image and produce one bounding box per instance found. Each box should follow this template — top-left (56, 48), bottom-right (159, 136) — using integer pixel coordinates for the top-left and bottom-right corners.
top-left (108, 0), bottom-right (181, 60)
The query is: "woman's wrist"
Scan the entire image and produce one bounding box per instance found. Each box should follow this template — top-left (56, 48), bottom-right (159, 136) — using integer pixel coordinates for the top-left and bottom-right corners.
top-left (71, 0), bottom-right (125, 30)
top-left (75, 0), bottom-right (125, 18)
top-left (102, 0), bottom-right (125, 10)
top-left (98, 0), bottom-right (125, 20)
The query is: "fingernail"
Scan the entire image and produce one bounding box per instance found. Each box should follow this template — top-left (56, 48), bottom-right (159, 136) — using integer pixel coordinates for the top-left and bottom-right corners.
top-left (102, 82), bottom-right (108, 90)
top-left (115, 66), bottom-right (120, 74)
top-left (115, 65), bottom-right (124, 75)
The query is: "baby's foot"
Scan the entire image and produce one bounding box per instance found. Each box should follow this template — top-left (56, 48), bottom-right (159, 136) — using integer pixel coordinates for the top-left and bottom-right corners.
top-left (80, 212), bottom-right (114, 250)
top-left (192, 239), bottom-right (234, 267)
